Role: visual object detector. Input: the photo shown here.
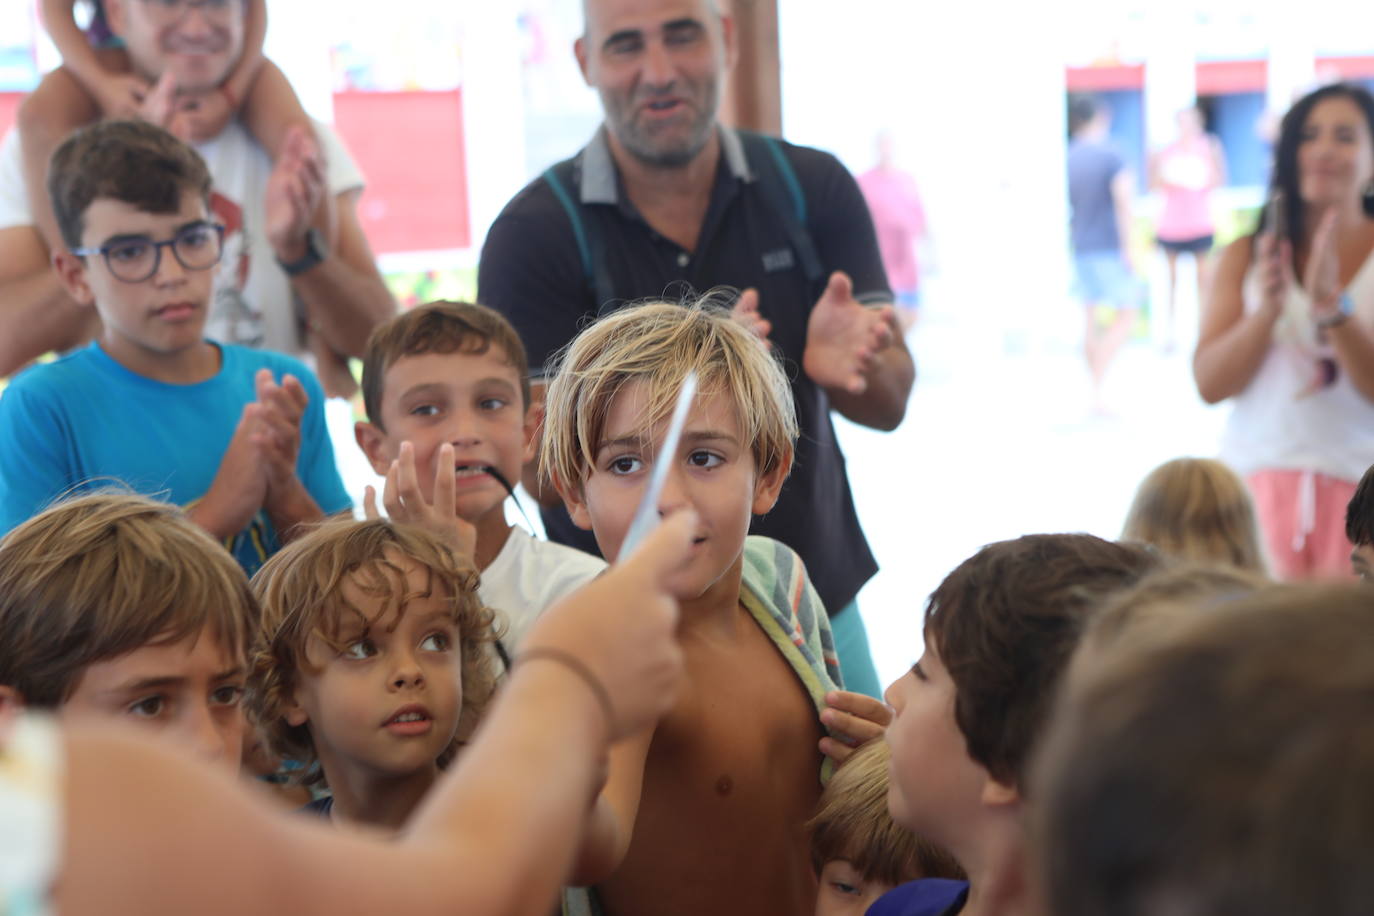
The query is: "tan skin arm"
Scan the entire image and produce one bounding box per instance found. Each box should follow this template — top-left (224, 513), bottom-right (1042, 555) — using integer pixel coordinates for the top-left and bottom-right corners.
top-left (0, 225), bottom-right (98, 376)
top-left (568, 728), bottom-right (656, 885)
top-left (1193, 236), bottom-right (1283, 404)
top-left (287, 187), bottom-right (395, 358)
top-left (51, 511), bottom-right (696, 916)
top-left (825, 330), bottom-right (914, 431)
top-left (38, 0), bottom-right (106, 88)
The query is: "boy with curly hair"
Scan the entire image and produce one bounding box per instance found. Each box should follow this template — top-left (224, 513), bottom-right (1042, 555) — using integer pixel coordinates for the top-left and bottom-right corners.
top-left (246, 517), bottom-right (498, 828)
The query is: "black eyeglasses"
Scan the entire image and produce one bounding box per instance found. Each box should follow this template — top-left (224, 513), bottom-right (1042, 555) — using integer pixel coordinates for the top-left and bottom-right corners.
top-left (72, 223), bottom-right (226, 283)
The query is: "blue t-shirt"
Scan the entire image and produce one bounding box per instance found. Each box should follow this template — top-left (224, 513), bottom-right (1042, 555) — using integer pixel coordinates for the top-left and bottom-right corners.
top-left (866, 878), bottom-right (969, 916)
top-left (0, 341), bottom-right (351, 574)
top-left (1067, 138), bottom-right (1125, 254)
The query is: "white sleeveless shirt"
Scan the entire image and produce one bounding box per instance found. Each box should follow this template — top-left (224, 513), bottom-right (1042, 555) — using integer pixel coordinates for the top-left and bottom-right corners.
top-left (1220, 243), bottom-right (1374, 482)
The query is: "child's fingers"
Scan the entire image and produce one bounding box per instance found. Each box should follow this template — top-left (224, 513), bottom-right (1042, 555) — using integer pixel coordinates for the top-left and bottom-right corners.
top-left (362, 485), bottom-right (380, 520)
top-left (382, 460), bottom-right (404, 520)
top-left (280, 374), bottom-right (309, 413)
top-left (820, 707), bottom-right (885, 746)
top-left (825, 689), bottom-right (894, 725)
top-left (395, 442), bottom-right (426, 513)
top-left (818, 735), bottom-right (859, 766)
top-left (432, 443), bottom-right (457, 521)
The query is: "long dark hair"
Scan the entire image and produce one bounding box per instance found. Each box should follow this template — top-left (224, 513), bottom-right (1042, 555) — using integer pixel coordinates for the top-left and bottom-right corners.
top-left (1260, 82), bottom-right (1374, 247)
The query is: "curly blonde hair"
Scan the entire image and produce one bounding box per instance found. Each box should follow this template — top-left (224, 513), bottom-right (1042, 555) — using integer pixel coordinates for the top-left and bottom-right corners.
top-left (246, 519), bottom-right (499, 783)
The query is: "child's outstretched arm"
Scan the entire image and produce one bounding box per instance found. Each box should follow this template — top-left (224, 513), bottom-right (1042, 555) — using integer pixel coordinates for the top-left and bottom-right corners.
top-left (48, 512), bottom-right (696, 916)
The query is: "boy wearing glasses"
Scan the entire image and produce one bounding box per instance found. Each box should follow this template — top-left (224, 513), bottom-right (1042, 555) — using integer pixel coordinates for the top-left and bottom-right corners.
top-left (0, 119), bottom-right (349, 573)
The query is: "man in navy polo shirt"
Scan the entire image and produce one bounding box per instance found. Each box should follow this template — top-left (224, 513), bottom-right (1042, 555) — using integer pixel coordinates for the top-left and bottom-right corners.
top-left (477, 0), bottom-right (914, 696)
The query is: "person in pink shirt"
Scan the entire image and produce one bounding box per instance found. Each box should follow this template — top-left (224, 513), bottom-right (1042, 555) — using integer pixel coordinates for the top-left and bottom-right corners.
top-left (1150, 106), bottom-right (1226, 349)
top-left (859, 132), bottom-right (929, 332)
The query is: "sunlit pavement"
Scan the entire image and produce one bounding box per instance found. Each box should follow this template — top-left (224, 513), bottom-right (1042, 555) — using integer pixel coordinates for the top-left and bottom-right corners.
top-left (841, 267), bottom-right (1230, 687)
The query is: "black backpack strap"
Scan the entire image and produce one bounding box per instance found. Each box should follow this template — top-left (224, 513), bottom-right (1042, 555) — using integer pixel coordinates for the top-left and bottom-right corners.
top-left (542, 156), bottom-right (617, 314)
top-left (738, 131), bottom-right (824, 285)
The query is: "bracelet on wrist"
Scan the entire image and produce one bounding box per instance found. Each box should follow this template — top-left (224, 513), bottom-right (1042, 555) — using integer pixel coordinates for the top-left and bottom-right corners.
top-left (516, 647), bottom-right (615, 732)
top-left (1316, 292), bottom-right (1355, 329)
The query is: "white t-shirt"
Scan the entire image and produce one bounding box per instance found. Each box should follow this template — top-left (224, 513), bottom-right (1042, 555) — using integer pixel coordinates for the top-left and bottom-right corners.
top-left (1220, 248), bottom-right (1374, 481)
top-left (478, 528), bottom-right (607, 658)
top-left (0, 121), bottom-right (364, 356)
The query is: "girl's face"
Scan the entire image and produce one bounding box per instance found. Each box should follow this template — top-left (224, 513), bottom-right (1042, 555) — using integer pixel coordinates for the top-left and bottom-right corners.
top-left (1295, 96), bottom-right (1374, 209)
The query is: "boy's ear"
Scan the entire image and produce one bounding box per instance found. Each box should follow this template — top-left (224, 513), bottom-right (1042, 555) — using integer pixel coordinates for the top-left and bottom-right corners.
top-left (51, 249), bottom-right (96, 308)
top-left (751, 447), bottom-right (793, 515)
top-left (354, 421), bottom-right (393, 477)
top-left (556, 475), bottom-right (595, 531)
top-left (521, 399), bottom-right (543, 465)
top-left (282, 693), bottom-right (309, 729)
top-left (980, 776), bottom-right (1021, 810)
top-left (0, 685), bottom-right (25, 715)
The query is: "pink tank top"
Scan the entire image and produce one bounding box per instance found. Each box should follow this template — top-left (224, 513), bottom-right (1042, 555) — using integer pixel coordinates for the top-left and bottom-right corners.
top-left (1156, 138), bottom-right (1217, 241)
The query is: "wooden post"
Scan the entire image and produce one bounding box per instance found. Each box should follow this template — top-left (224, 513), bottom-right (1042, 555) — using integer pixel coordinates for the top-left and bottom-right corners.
top-left (720, 0), bottom-right (782, 136)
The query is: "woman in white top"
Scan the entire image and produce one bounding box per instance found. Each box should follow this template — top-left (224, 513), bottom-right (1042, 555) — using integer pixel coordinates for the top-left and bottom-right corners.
top-left (1195, 83), bottom-right (1374, 579)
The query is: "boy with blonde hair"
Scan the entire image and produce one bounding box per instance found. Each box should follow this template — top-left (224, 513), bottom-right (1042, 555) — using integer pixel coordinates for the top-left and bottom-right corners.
top-left (353, 301), bottom-right (605, 662)
top-left (246, 517), bottom-right (499, 828)
top-left (0, 491), bottom-right (255, 766)
top-left (809, 740), bottom-right (964, 916)
top-left (542, 299), bottom-right (848, 916)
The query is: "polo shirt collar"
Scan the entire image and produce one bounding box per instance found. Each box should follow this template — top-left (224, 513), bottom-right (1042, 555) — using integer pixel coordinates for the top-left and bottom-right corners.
top-left (579, 123), bottom-right (754, 205)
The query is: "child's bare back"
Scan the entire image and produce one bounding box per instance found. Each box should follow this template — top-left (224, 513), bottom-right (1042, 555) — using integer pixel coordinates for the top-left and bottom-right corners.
top-left (596, 600), bottom-right (824, 916)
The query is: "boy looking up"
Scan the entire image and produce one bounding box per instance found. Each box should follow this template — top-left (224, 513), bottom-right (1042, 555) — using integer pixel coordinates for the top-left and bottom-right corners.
top-left (541, 299), bottom-right (846, 916)
top-left (246, 518), bottom-right (499, 829)
top-left (876, 534), bottom-right (1158, 916)
top-left (0, 491), bottom-right (255, 766)
top-left (0, 119), bottom-right (350, 574)
top-left (808, 739), bottom-right (964, 916)
top-left (353, 301), bottom-right (605, 659)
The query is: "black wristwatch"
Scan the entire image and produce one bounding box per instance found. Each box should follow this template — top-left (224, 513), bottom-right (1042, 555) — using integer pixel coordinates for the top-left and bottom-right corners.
top-left (277, 228), bottom-right (328, 277)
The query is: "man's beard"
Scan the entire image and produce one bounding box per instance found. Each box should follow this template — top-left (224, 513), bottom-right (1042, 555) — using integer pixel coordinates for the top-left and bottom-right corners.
top-left (606, 85), bottom-right (719, 169)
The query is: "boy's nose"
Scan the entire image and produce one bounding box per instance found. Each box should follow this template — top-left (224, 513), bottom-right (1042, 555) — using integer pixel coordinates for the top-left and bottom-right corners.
top-left (391, 659), bottom-right (426, 690)
top-left (655, 463), bottom-right (690, 516)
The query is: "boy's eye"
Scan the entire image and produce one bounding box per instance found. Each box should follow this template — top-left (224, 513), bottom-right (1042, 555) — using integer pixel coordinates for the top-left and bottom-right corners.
top-left (829, 880), bottom-right (860, 896)
top-left (419, 632), bottom-right (451, 652)
top-left (128, 695), bottom-right (166, 718)
top-left (342, 638), bottom-right (378, 660)
top-left (107, 240), bottom-right (151, 264)
top-left (911, 661), bottom-right (928, 682)
top-left (478, 397), bottom-right (507, 411)
top-left (177, 225), bottom-right (214, 250)
top-left (409, 404), bottom-right (440, 418)
top-left (210, 685), bottom-right (245, 707)
top-left (609, 456), bottom-right (644, 475)
top-left (687, 450), bottom-right (723, 469)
